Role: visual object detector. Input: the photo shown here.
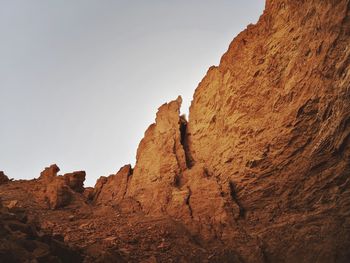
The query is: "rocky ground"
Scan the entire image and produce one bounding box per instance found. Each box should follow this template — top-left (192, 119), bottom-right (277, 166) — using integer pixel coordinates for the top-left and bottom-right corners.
top-left (0, 196), bottom-right (82, 263)
top-left (0, 169), bottom-right (242, 263)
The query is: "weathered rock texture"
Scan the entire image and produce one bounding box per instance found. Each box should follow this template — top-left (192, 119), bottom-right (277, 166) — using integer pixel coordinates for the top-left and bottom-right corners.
top-left (93, 165), bottom-right (132, 205)
top-left (112, 0), bottom-right (350, 261)
top-left (0, 0), bottom-right (349, 262)
top-left (64, 171), bottom-right (86, 193)
top-left (185, 0), bottom-right (350, 261)
top-left (36, 165), bottom-right (86, 209)
top-left (126, 96), bottom-right (188, 214)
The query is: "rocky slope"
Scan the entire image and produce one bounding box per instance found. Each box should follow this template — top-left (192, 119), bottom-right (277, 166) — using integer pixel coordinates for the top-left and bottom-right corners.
top-left (0, 197), bottom-right (82, 263)
top-left (1, 0), bottom-right (349, 262)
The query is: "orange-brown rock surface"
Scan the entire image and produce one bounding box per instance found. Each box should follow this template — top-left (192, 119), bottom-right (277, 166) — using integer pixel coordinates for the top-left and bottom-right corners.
top-left (30, 165), bottom-right (87, 210)
top-left (64, 171), bottom-right (86, 193)
top-left (126, 96), bottom-right (188, 215)
top-left (93, 165), bottom-right (132, 206)
top-left (0, 0), bottom-right (349, 262)
top-left (185, 0), bottom-right (350, 261)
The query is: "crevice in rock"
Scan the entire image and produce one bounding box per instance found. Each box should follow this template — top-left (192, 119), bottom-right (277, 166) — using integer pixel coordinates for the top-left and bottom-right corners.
top-left (172, 137), bottom-right (185, 188)
top-left (229, 181), bottom-right (245, 219)
top-left (337, 132), bottom-right (350, 156)
top-left (185, 187), bottom-right (193, 219)
top-left (173, 173), bottom-right (181, 188)
top-left (261, 243), bottom-right (270, 263)
top-left (180, 115), bottom-right (194, 169)
top-left (122, 166), bottom-right (133, 200)
top-left (335, 116), bottom-right (350, 155)
top-left (128, 167), bottom-right (134, 176)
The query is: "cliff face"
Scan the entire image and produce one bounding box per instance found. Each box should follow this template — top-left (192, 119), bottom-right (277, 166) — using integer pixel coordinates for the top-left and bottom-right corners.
top-left (187, 0), bottom-right (350, 261)
top-left (116, 0), bottom-right (350, 261)
top-left (0, 0), bottom-right (349, 262)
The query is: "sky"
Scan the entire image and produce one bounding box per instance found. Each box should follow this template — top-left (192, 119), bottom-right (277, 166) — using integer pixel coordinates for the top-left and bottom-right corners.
top-left (0, 1), bottom-right (265, 186)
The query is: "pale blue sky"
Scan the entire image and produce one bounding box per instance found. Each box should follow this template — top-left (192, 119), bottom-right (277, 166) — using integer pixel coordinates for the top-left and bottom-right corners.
top-left (0, 1), bottom-right (265, 186)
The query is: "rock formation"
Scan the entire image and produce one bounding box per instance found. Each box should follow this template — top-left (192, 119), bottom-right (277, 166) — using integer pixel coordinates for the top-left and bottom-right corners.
top-left (64, 171), bottom-right (86, 193)
top-left (126, 96), bottom-right (188, 215)
top-left (0, 0), bottom-right (349, 262)
top-left (36, 165), bottom-right (86, 209)
top-left (185, 0), bottom-right (350, 261)
top-left (39, 164), bottom-right (60, 180)
top-left (93, 165), bottom-right (132, 205)
top-left (0, 171), bottom-right (9, 185)
top-left (102, 0), bottom-right (350, 260)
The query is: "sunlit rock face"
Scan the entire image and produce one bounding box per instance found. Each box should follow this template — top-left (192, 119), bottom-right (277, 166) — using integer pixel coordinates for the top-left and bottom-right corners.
top-left (93, 164), bottom-right (132, 205)
top-left (126, 96), bottom-right (188, 215)
top-left (123, 0), bottom-right (350, 261)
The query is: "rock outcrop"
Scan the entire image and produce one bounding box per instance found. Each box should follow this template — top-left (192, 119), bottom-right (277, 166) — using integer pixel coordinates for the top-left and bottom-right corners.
top-left (93, 165), bottom-right (132, 205)
top-left (39, 164), bottom-right (60, 180)
top-left (0, 171), bottom-right (9, 185)
top-left (64, 171), bottom-right (86, 193)
top-left (125, 96), bottom-right (188, 215)
top-left (36, 165), bottom-right (86, 209)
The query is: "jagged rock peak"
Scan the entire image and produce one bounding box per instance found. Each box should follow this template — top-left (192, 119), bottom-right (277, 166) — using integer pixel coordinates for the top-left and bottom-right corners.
top-left (39, 164), bottom-right (60, 180)
top-left (125, 96), bottom-right (188, 214)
